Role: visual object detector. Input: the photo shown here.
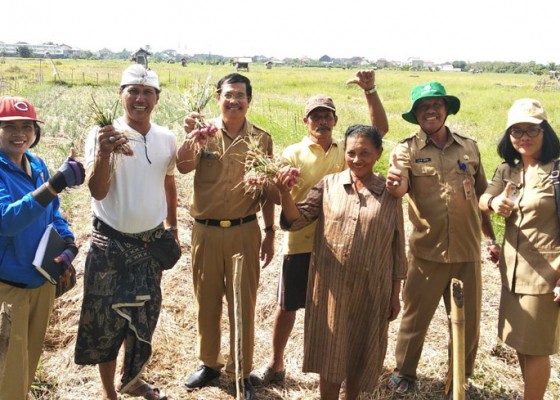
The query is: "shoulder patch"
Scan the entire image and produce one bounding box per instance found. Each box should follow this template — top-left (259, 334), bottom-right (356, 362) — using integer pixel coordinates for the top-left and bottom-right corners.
top-left (251, 123), bottom-right (271, 137)
top-left (399, 132), bottom-right (417, 144)
top-left (454, 131), bottom-right (477, 143)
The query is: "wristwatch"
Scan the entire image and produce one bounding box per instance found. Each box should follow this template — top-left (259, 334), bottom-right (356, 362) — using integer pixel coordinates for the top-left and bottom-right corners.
top-left (264, 224), bottom-right (278, 233)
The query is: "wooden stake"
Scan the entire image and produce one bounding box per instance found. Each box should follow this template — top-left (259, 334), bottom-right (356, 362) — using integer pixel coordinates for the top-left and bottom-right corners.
top-left (0, 302), bottom-right (12, 378)
top-left (448, 278), bottom-right (466, 400)
top-left (232, 254), bottom-right (245, 400)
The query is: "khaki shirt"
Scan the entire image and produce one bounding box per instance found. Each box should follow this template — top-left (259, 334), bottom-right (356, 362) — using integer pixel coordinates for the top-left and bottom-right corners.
top-left (281, 136), bottom-right (345, 254)
top-left (190, 119), bottom-right (273, 220)
top-left (485, 162), bottom-right (560, 294)
top-left (394, 129), bottom-right (487, 263)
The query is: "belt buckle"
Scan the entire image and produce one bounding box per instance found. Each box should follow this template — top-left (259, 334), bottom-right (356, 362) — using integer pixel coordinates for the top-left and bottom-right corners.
top-left (220, 220), bottom-right (232, 228)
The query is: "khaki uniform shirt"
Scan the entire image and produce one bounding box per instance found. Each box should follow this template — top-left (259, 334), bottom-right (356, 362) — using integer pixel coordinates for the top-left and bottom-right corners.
top-left (485, 162), bottom-right (560, 294)
top-left (281, 136), bottom-right (345, 254)
top-left (394, 129), bottom-right (487, 263)
top-left (190, 119), bottom-right (273, 219)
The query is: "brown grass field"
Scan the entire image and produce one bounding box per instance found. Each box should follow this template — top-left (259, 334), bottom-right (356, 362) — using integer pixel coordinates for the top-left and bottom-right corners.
top-left (35, 175), bottom-right (559, 400)
top-left (2, 61), bottom-right (558, 399)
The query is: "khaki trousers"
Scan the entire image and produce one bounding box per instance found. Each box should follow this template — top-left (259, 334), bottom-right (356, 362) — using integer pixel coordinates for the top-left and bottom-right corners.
top-left (0, 282), bottom-right (55, 400)
top-left (191, 220), bottom-right (261, 378)
top-left (395, 256), bottom-right (481, 380)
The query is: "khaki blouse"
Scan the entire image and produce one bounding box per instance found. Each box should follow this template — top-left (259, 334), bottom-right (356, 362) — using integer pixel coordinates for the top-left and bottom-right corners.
top-left (485, 161), bottom-right (560, 295)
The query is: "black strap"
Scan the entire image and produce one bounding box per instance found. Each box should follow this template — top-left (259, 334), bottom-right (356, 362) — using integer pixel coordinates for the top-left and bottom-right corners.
top-left (553, 160), bottom-right (560, 226)
top-left (93, 217), bottom-right (148, 249)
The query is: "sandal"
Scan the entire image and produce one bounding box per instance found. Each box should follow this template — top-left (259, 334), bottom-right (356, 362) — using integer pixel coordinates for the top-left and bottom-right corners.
top-left (122, 380), bottom-right (168, 400)
top-left (249, 365), bottom-right (286, 387)
top-left (388, 373), bottom-right (415, 394)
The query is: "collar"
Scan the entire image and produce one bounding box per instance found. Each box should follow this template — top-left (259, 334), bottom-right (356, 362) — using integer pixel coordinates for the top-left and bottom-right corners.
top-left (417, 128), bottom-right (465, 149)
top-left (341, 169), bottom-right (385, 196)
top-left (216, 118), bottom-right (251, 140)
top-left (302, 136), bottom-right (340, 149)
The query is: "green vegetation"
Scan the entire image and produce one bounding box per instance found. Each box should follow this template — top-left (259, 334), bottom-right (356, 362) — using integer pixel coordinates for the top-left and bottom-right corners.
top-left (6, 58), bottom-right (557, 400)
top-left (4, 58), bottom-right (560, 240)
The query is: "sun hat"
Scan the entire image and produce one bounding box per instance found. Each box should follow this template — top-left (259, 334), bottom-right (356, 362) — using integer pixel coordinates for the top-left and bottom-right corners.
top-left (506, 98), bottom-right (547, 130)
top-left (402, 81), bottom-right (460, 124)
top-left (0, 96), bottom-right (43, 123)
top-left (120, 64), bottom-right (160, 90)
top-left (304, 95), bottom-right (336, 117)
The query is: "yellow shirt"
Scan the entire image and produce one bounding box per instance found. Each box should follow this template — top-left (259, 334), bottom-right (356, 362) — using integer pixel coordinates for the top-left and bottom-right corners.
top-left (394, 129), bottom-right (487, 263)
top-left (190, 119), bottom-right (273, 220)
top-left (281, 136), bottom-right (345, 254)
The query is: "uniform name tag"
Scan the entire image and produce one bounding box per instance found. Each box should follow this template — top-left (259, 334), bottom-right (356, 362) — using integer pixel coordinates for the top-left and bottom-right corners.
top-left (415, 158), bottom-right (431, 163)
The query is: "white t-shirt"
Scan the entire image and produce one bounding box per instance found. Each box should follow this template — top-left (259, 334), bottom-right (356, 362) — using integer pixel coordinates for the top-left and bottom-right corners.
top-left (85, 117), bottom-right (177, 233)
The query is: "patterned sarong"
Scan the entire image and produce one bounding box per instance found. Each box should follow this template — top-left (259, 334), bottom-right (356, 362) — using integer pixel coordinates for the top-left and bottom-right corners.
top-left (74, 224), bottom-right (163, 392)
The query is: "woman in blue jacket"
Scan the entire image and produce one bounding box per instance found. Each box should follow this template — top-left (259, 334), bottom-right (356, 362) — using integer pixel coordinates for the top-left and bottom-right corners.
top-left (0, 96), bottom-right (85, 398)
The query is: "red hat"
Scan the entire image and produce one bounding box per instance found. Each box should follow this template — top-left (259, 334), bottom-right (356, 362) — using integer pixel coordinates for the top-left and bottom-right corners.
top-left (0, 96), bottom-right (43, 123)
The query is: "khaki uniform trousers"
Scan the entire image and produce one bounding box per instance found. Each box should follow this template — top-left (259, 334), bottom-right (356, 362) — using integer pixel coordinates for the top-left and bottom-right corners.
top-left (191, 220), bottom-right (261, 378)
top-left (395, 256), bottom-right (481, 380)
top-left (0, 282), bottom-right (55, 400)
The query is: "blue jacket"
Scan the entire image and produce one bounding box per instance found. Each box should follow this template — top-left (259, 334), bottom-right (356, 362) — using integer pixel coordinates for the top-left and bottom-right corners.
top-left (0, 150), bottom-right (74, 288)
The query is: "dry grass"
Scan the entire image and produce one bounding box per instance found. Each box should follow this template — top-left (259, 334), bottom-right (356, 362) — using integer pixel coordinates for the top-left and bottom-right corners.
top-left (31, 168), bottom-right (560, 400)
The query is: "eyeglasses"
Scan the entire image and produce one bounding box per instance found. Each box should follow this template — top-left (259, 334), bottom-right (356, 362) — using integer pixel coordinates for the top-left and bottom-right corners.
top-left (221, 92), bottom-right (248, 101)
top-left (510, 126), bottom-right (543, 138)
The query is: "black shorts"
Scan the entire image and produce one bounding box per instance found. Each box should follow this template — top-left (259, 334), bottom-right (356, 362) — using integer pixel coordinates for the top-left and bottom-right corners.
top-left (277, 252), bottom-right (311, 311)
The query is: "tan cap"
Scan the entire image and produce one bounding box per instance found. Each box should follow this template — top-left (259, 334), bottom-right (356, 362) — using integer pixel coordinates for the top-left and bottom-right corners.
top-left (506, 98), bottom-right (547, 130)
top-left (304, 95), bottom-right (336, 117)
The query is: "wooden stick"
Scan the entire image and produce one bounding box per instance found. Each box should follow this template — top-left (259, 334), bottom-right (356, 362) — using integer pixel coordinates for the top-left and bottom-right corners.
top-left (449, 278), bottom-right (466, 400)
top-left (0, 302), bottom-right (12, 378)
top-left (232, 254), bottom-right (245, 400)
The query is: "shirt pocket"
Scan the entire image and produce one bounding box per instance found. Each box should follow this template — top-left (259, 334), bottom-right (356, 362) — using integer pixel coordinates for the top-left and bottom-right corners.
top-left (196, 158), bottom-right (221, 185)
top-left (410, 163), bottom-right (438, 195)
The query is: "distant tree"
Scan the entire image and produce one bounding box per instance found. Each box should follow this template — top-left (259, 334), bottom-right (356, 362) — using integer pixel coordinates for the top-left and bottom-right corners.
top-left (452, 60), bottom-right (467, 70)
top-left (319, 55), bottom-right (332, 62)
top-left (16, 46), bottom-right (32, 58)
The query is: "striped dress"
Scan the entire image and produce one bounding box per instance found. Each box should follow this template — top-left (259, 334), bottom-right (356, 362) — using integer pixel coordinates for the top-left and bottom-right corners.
top-left (288, 169), bottom-right (407, 391)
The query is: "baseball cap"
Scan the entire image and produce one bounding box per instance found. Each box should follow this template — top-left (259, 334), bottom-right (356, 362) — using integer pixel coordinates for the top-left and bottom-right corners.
top-left (506, 98), bottom-right (547, 130)
top-left (0, 96), bottom-right (43, 123)
top-left (120, 64), bottom-right (160, 90)
top-left (304, 95), bottom-right (336, 117)
top-left (402, 81), bottom-right (460, 124)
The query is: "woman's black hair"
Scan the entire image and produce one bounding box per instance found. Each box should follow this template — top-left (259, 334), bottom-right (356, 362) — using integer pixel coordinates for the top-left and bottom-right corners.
top-left (343, 124), bottom-right (383, 149)
top-left (497, 120), bottom-right (560, 166)
top-left (30, 122), bottom-right (41, 148)
top-left (216, 73), bottom-right (252, 98)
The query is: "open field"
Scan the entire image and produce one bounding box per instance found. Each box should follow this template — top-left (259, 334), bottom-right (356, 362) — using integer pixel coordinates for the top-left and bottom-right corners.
top-left (3, 59), bottom-right (559, 399)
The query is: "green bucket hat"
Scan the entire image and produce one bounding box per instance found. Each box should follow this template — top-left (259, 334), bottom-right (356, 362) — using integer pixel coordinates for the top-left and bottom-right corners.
top-left (402, 81), bottom-right (461, 124)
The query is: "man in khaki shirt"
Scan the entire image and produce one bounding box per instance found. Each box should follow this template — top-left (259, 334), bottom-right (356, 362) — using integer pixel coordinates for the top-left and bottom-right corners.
top-left (386, 81), bottom-right (498, 398)
top-left (177, 73), bottom-right (274, 400)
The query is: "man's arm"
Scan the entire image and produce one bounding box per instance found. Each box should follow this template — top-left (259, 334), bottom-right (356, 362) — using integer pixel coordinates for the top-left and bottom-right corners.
top-left (259, 195), bottom-right (275, 268)
top-left (346, 69), bottom-right (389, 136)
top-left (88, 126), bottom-right (126, 200)
top-left (176, 114), bottom-right (202, 174)
top-left (164, 174), bottom-right (178, 240)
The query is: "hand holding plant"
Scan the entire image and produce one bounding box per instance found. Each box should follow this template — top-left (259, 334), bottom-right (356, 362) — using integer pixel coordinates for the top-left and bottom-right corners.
top-left (183, 74), bottom-right (217, 150)
top-left (242, 137), bottom-right (300, 198)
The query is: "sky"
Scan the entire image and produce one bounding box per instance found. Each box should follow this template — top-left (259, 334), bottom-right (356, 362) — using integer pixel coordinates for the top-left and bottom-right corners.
top-left (4, 0), bottom-right (559, 64)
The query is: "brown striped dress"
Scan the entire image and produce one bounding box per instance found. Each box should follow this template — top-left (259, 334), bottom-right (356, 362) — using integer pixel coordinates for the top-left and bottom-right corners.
top-left (285, 169), bottom-right (407, 391)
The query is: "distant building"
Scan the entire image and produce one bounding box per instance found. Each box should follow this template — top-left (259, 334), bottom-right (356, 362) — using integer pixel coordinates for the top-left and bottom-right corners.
top-left (233, 57), bottom-right (252, 72)
top-left (131, 48), bottom-right (151, 68)
top-left (0, 41), bottom-right (70, 57)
